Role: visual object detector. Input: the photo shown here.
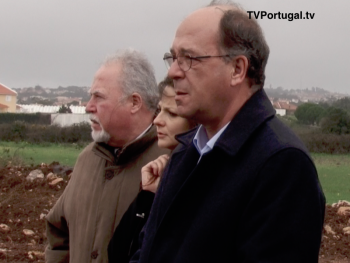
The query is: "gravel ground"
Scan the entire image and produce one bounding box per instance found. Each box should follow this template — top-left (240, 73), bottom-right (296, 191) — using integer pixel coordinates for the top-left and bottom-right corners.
top-left (0, 164), bottom-right (349, 262)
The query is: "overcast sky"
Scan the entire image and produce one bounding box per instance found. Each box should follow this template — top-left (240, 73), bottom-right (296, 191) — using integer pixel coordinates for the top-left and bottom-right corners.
top-left (1, 0), bottom-right (349, 94)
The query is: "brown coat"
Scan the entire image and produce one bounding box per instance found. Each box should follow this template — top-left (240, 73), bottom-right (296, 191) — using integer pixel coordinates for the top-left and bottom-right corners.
top-left (45, 126), bottom-right (167, 263)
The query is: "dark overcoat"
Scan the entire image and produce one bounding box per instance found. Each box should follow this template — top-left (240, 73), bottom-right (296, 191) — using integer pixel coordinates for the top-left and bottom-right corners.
top-left (131, 90), bottom-right (325, 263)
top-left (108, 190), bottom-right (155, 263)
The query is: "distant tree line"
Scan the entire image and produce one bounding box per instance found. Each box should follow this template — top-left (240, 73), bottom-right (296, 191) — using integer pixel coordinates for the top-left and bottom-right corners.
top-left (58, 105), bottom-right (72, 113)
top-left (17, 96), bottom-right (58, 105)
top-left (15, 85), bottom-right (90, 105)
top-left (294, 97), bottom-right (350, 134)
top-left (0, 121), bottom-right (91, 144)
top-left (265, 86), bottom-right (331, 101)
top-left (0, 113), bottom-right (51, 125)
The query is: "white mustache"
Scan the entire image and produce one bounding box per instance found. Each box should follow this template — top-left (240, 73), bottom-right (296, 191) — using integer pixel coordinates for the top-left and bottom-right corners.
top-left (89, 115), bottom-right (100, 124)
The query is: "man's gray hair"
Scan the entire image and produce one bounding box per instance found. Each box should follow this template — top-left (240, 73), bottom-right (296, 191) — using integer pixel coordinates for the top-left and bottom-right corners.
top-left (103, 48), bottom-right (158, 112)
top-left (207, 0), bottom-right (270, 89)
top-left (208, 0), bottom-right (240, 7)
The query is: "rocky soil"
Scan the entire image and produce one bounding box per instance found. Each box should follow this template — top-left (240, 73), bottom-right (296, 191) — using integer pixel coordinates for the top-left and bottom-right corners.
top-left (0, 163), bottom-right (349, 262)
top-left (0, 163), bottom-right (70, 262)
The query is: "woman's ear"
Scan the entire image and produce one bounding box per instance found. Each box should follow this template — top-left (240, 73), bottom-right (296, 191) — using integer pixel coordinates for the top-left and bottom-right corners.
top-left (230, 55), bottom-right (248, 86)
top-left (130, 93), bottom-right (143, 113)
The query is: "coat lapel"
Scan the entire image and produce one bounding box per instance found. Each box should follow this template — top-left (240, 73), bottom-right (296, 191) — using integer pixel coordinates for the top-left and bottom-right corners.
top-left (157, 134), bottom-right (200, 216)
top-left (155, 90), bottom-right (276, 226)
top-left (215, 89), bottom-right (276, 157)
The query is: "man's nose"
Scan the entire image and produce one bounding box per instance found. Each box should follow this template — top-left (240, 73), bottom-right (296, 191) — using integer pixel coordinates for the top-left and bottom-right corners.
top-left (85, 100), bottom-right (94, 113)
top-left (168, 60), bottom-right (185, 80)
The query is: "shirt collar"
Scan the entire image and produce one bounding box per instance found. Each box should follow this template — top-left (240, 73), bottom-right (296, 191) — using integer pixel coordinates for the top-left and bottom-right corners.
top-left (193, 122), bottom-right (230, 156)
top-left (176, 90), bottom-right (276, 158)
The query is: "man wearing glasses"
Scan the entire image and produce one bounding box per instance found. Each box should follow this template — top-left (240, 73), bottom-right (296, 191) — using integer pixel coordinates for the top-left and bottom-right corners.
top-left (132, 1), bottom-right (325, 262)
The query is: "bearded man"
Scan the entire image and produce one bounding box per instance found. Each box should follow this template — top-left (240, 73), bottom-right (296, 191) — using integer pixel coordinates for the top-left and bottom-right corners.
top-left (45, 48), bottom-right (168, 263)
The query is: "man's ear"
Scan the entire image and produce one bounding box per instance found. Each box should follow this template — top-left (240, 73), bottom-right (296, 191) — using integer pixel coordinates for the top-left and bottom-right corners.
top-left (230, 55), bottom-right (248, 86)
top-left (130, 93), bottom-right (143, 113)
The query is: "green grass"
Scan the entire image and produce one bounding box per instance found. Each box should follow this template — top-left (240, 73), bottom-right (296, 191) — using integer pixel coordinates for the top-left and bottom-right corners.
top-left (311, 153), bottom-right (350, 204)
top-left (1, 141), bottom-right (349, 204)
top-left (0, 141), bottom-right (87, 167)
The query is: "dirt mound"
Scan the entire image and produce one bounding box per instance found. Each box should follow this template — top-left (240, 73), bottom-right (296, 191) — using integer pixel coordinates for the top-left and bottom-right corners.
top-left (0, 164), bottom-right (349, 262)
top-left (319, 201), bottom-right (350, 263)
top-left (0, 164), bottom-right (67, 262)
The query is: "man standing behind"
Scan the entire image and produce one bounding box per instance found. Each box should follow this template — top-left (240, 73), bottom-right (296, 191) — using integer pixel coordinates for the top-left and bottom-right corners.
top-left (132, 1), bottom-right (325, 262)
top-left (45, 48), bottom-right (167, 262)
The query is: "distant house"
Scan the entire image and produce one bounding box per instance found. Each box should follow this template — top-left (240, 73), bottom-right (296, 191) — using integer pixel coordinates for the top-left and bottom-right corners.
top-left (0, 83), bottom-right (17, 113)
top-left (275, 108), bottom-right (286, 116)
top-left (273, 101), bottom-right (298, 115)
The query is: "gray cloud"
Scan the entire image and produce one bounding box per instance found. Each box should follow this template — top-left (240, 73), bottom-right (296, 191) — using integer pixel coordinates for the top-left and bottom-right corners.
top-left (0, 0), bottom-right (348, 94)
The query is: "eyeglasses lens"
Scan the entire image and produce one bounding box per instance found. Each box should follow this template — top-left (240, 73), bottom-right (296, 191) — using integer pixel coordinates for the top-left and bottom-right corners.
top-left (163, 53), bottom-right (173, 69)
top-left (179, 57), bottom-right (191, 71)
top-left (163, 53), bottom-right (191, 71)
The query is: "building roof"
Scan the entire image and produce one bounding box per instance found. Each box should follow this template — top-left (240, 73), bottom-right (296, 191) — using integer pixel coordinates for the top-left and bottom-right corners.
top-left (0, 103), bottom-right (9, 109)
top-left (273, 101), bottom-right (297, 111)
top-left (0, 83), bottom-right (17, 96)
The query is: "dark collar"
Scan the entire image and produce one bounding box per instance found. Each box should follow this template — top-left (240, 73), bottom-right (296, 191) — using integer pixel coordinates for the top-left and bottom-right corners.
top-left (92, 125), bottom-right (157, 165)
top-left (176, 89), bottom-right (275, 156)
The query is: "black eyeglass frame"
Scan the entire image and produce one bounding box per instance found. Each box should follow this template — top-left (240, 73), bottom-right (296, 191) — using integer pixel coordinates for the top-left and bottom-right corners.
top-left (163, 52), bottom-right (232, 72)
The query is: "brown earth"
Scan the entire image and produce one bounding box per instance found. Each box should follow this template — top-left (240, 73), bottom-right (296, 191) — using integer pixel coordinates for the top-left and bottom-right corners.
top-left (0, 164), bottom-right (349, 262)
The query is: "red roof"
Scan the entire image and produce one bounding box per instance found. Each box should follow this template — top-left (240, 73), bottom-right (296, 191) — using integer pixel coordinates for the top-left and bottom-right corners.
top-left (273, 101), bottom-right (297, 111)
top-left (0, 83), bottom-right (17, 96)
top-left (0, 103), bottom-right (9, 109)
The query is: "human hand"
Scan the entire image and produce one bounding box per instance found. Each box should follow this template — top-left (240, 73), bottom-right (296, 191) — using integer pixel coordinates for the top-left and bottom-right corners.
top-left (141, 154), bottom-right (169, 193)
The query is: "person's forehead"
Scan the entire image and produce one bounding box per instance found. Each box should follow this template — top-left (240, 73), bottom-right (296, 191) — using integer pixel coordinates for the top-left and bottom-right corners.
top-left (171, 7), bottom-right (223, 54)
top-left (90, 63), bottom-right (122, 92)
top-left (163, 86), bottom-right (176, 96)
top-left (159, 93), bottom-right (177, 109)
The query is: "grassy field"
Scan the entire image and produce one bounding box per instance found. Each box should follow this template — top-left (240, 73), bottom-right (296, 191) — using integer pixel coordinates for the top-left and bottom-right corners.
top-left (0, 141), bottom-right (87, 167)
top-left (311, 153), bottom-right (350, 204)
top-left (1, 141), bottom-right (349, 204)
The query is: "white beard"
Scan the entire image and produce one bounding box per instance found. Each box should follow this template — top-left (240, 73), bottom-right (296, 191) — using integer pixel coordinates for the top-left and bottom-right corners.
top-left (90, 115), bottom-right (111, 143)
top-left (91, 129), bottom-right (111, 143)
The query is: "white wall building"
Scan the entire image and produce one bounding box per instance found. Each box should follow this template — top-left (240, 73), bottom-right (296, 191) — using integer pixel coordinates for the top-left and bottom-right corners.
top-left (16, 104), bottom-right (90, 127)
top-left (275, 109), bottom-right (286, 116)
top-left (17, 104), bottom-right (86, 114)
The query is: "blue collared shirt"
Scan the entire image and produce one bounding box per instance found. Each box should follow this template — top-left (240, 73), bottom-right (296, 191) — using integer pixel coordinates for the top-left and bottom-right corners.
top-left (193, 122), bottom-right (230, 161)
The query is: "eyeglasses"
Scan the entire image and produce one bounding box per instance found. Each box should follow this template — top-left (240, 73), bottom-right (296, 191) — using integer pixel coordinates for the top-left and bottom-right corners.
top-left (163, 52), bottom-right (232, 72)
